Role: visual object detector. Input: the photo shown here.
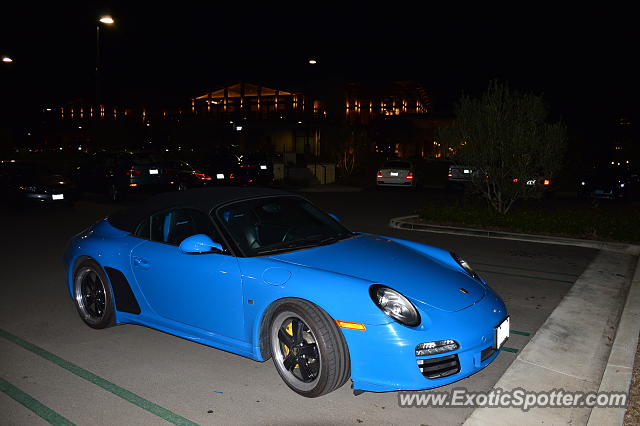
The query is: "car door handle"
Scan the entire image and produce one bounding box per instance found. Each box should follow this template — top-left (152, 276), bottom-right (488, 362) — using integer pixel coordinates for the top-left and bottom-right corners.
top-left (133, 256), bottom-right (151, 270)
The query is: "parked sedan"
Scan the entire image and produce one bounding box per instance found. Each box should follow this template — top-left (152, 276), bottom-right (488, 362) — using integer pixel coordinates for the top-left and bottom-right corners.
top-left (232, 153), bottom-right (275, 185)
top-left (74, 151), bottom-right (177, 201)
top-left (376, 160), bottom-right (419, 188)
top-left (64, 187), bottom-right (508, 397)
top-left (0, 160), bottom-right (77, 205)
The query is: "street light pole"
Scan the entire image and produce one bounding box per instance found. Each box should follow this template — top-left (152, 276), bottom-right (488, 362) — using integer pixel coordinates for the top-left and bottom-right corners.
top-left (96, 24), bottom-right (100, 104)
top-left (95, 15), bottom-right (114, 105)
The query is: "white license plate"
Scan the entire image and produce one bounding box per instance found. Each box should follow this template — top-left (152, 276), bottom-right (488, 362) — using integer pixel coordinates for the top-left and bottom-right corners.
top-left (52, 194), bottom-right (64, 200)
top-left (463, 169), bottom-right (470, 174)
top-left (216, 174), bottom-right (225, 179)
top-left (260, 165), bottom-right (267, 170)
top-left (390, 172), bottom-right (399, 177)
top-left (526, 180), bottom-right (536, 186)
top-left (495, 317), bottom-right (510, 349)
top-left (149, 169), bottom-right (159, 175)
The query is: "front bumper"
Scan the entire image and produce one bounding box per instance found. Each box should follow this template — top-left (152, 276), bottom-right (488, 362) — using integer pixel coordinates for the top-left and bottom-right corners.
top-left (344, 290), bottom-right (507, 392)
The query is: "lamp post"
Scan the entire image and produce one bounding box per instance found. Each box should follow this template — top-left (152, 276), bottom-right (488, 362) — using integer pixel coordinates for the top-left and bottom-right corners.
top-left (96, 15), bottom-right (115, 104)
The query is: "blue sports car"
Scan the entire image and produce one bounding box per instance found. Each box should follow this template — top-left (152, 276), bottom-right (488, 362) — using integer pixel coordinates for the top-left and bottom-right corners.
top-left (63, 187), bottom-right (509, 397)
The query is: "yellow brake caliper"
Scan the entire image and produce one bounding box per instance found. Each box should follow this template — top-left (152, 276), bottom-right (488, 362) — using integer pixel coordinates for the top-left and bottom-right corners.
top-left (284, 321), bottom-right (299, 369)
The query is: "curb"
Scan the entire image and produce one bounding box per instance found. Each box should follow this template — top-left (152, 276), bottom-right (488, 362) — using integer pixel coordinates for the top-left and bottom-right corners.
top-left (389, 215), bottom-right (640, 425)
top-left (587, 255), bottom-right (640, 425)
top-left (388, 215), bottom-right (640, 255)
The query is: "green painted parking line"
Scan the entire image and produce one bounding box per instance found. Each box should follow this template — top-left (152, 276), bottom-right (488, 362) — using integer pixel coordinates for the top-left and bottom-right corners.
top-left (511, 330), bottom-right (531, 336)
top-left (471, 261), bottom-right (580, 278)
top-left (477, 269), bottom-right (574, 284)
top-left (0, 328), bottom-right (199, 426)
top-left (0, 377), bottom-right (76, 426)
top-left (501, 347), bottom-right (519, 353)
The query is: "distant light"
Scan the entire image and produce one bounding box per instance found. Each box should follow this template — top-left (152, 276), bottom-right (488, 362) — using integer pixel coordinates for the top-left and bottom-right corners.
top-left (99, 16), bottom-right (115, 24)
top-left (298, 121), bottom-right (302, 124)
top-left (581, 181), bottom-right (586, 186)
top-left (78, 146), bottom-right (82, 151)
top-left (146, 123), bottom-right (151, 127)
top-left (2, 56), bottom-right (13, 63)
top-left (308, 59), bottom-right (317, 65)
top-left (78, 126), bottom-right (82, 129)
top-left (45, 108), bottom-right (52, 112)
top-left (59, 147), bottom-right (63, 151)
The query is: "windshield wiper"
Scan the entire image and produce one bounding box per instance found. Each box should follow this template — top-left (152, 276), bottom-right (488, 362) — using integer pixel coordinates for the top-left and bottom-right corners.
top-left (255, 233), bottom-right (355, 256)
top-left (256, 242), bottom-right (322, 255)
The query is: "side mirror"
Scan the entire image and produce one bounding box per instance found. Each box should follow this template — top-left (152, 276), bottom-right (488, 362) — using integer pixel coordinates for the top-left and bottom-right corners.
top-left (179, 234), bottom-right (223, 254)
top-left (328, 213), bottom-right (340, 222)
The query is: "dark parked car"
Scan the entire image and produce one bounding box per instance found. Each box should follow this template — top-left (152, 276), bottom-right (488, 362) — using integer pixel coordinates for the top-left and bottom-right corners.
top-left (0, 160), bottom-right (77, 205)
top-left (232, 153), bottom-right (275, 185)
top-left (74, 151), bottom-right (177, 201)
top-left (162, 160), bottom-right (214, 190)
top-left (190, 155), bottom-right (238, 186)
top-left (579, 163), bottom-right (640, 200)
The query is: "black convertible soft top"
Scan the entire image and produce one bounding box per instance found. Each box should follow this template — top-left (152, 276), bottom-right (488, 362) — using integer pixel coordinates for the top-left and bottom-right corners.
top-left (108, 186), bottom-right (295, 233)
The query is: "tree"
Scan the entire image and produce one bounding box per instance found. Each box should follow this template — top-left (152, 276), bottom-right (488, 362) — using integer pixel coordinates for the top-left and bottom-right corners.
top-left (439, 81), bottom-right (567, 214)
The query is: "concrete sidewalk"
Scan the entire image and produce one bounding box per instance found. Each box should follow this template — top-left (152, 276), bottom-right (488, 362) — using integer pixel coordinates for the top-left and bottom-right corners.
top-left (390, 215), bottom-right (640, 425)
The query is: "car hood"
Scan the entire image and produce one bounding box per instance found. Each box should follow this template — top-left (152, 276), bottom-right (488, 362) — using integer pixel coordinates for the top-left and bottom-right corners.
top-left (270, 234), bottom-right (486, 312)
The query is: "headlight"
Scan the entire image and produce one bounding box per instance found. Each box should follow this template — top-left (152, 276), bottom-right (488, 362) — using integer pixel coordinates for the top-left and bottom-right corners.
top-left (450, 252), bottom-right (482, 281)
top-left (369, 285), bottom-right (420, 326)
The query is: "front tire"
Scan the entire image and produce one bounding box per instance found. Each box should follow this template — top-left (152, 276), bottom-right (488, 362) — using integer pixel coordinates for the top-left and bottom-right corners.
top-left (73, 260), bottom-right (115, 329)
top-left (269, 300), bottom-right (350, 397)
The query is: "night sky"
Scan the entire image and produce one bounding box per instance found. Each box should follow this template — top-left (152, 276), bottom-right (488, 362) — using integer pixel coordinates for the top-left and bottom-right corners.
top-left (1, 3), bottom-right (637, 151)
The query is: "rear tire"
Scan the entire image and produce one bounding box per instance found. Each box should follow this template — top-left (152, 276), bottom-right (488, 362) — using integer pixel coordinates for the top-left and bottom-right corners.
top-left (269, 300), bottom-right (350, 397)
top-left (72, 259), bottom-right (115, 329)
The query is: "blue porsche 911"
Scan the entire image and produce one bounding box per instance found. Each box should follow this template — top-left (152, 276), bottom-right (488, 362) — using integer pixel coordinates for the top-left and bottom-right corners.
top-left (63, 187), bottom-right (509, 397)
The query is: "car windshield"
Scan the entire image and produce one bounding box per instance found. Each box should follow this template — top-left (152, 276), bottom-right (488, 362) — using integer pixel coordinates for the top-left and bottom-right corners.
top-left (215, 196), bottom-right (353, 256)
top-left (382, 161), bottom-right (411, 169)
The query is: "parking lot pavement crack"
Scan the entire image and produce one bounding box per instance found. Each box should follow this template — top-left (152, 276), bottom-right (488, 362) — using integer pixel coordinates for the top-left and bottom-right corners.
top-left (518, 358), bottom-right (596, 384)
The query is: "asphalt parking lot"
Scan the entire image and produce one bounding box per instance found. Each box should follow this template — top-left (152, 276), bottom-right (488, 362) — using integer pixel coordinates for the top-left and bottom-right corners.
top-left (0, 189), bottom-right (628, 425)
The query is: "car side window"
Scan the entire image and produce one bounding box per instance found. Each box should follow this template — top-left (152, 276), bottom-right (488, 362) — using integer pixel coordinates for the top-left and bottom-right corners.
top-left (134, 217), bottom-right (150, 239)
top-left (148, 208), bottom-right (220, 246)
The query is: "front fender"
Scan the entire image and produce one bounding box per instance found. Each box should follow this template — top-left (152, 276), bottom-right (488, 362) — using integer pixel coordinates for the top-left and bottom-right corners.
top-left (237, 257), bottom-right (392, 360)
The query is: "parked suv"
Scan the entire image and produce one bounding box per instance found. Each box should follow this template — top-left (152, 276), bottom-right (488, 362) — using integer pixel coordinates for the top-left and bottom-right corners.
top-left (74, 151), bottom-right (176, 201)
